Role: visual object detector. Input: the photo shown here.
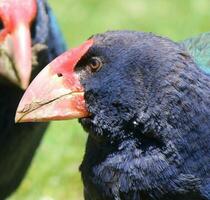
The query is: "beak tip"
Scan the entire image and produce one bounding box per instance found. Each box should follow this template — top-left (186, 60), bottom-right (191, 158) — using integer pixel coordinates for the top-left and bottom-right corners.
top-left (15, 113), bottom-right (29, 123)
top-left (15, 109), bottom-right (25, 123)
top-left (20, 81), bottom-right (29, 90)
top-left (14, 114), bottom-right (21, 123)
top-left (15, 104), bottom-right (29, 123)
top-left (12, 22), bottom-right (32, 90)
top-left (19, 69), bottom-right (31, 90)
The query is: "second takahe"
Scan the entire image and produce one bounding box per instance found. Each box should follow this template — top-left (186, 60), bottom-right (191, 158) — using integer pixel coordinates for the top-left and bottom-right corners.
top-left (16, 31), bottom-right (210, 200)
top-left (0, 0), bottom-right (66, 198)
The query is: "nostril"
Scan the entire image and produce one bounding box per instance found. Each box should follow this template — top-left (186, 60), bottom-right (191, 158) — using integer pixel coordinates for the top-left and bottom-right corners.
top-left (0, 15), bottom-right (4, 30)
top-left (0, 20), bottom-right (3, 30)
top-left (57, 73), bottom-right (63, 77)
top-left (0, 18), bottom-right (7, 43)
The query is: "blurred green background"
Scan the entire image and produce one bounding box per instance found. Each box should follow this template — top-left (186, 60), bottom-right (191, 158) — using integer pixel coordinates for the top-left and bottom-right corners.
top-left (9, 0), bottom-right (210, 199)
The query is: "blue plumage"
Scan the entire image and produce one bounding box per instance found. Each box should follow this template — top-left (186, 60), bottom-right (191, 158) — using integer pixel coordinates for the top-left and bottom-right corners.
top-left (47, 4), bottom-right (67, 58)
top-left (33, 0), bottom-right (67, 59)
top-left (74, 31), bottom-right (210, 200)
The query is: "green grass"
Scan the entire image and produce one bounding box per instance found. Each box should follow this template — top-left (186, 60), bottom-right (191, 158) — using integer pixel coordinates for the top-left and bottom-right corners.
top-left (9, 0), bottom-right (210, 199)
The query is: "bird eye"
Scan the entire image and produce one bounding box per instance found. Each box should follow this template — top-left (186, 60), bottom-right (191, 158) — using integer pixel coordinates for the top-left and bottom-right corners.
top-left (87, 57), bottom-right (102, 72)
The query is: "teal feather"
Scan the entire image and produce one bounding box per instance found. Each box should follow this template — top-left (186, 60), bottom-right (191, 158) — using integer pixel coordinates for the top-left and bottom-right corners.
top-left (181, 33), bottom-right (210, 74)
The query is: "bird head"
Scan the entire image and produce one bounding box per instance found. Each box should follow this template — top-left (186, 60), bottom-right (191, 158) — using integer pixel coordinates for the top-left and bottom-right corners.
top-left (15, 31), bottom-right (210, 197)
top-left (0, 0), bottom-right (37, 89)
top-left (15, 31), bottom-right (198, 139)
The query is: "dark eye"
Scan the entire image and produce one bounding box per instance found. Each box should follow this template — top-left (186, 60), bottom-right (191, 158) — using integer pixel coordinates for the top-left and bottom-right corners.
top-left (87, 57), bottom-right (102, 72)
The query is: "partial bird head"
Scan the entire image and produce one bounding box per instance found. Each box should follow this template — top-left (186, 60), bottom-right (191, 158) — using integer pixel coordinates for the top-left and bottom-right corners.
top-left (0, 0), bottom-right (38, 89)
top-left (15, 31), bottom-right (204, 140)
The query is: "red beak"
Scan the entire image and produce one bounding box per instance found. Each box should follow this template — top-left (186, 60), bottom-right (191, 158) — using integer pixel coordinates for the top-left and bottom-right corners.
top-left (15, 39), bottom-right (94, 123)
top-left (0, 0), bottom-right (36, 89)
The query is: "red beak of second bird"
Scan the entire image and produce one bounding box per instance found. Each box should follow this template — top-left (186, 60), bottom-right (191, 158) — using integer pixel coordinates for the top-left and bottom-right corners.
top-left (0, 0), bottom-right (37, 89)
top-left (15, 39), bottom-right (94, 123)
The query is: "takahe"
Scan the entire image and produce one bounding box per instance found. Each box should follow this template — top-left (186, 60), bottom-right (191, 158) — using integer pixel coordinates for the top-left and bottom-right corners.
top-left (16, 31), bottom-right (210, 200)
top-left (0, 0), bottom-right (66, 198)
